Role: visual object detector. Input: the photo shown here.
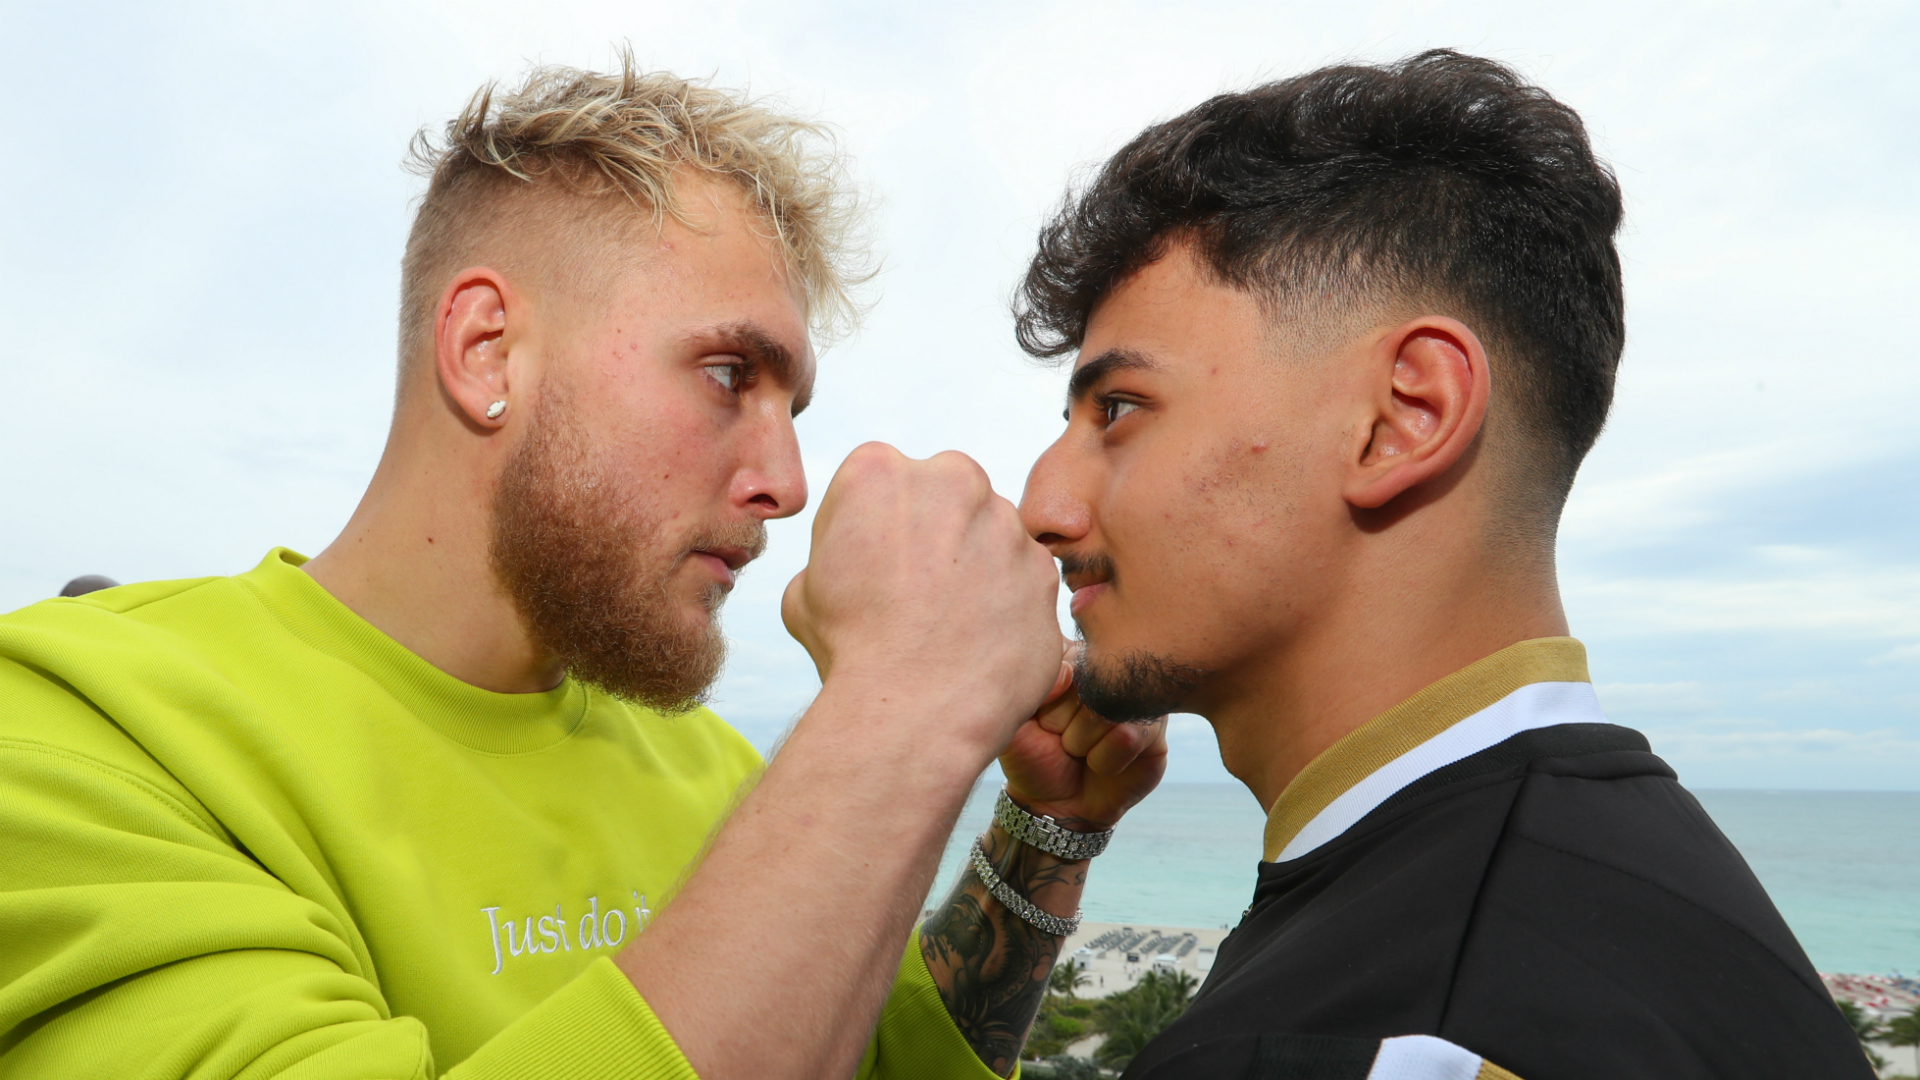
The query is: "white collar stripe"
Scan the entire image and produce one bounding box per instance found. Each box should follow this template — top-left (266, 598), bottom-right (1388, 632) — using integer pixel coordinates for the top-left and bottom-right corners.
top-left (1368, 1034), bottom-right (1485, 1080)
top-left (1275, 681), bottom-right (1608, 862)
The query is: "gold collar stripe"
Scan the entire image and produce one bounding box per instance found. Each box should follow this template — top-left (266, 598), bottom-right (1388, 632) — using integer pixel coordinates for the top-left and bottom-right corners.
top-left (1262, 637), bottom-right (1590, 862)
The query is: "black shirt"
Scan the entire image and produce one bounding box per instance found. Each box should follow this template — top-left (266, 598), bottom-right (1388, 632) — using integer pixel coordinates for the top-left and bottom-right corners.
top-left (1123, 724), bottom-right (1873, 1080)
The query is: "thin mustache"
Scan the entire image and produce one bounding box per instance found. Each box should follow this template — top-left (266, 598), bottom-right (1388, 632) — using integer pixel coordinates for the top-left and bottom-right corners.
top-left (1056, 551), bottom-right (1116, 585)
top-left (687, 521), bottom-right (769, 564)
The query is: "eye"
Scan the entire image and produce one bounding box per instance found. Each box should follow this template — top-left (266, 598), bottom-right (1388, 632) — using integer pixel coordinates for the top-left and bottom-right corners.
top-left (702, 362), bottom-right (743, 392)
top-left (1104, 399), bottom-right (1140, 424)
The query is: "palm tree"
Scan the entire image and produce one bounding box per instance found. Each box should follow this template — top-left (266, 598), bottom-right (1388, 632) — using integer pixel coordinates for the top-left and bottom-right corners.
top-left (1050, 962), bottom-right (1092, 998)
top-left (1093, 989), bottom-right (1177, 1072)
top-left (1159, 968), bottom-right (1199, 1002)
top-left (1837, 1000), bottom-right (1889, 1072)
top-left (1091, 969), bottom-right (1199, 1072)
top-left (1885, 1005), bottom-right (1920, 1077)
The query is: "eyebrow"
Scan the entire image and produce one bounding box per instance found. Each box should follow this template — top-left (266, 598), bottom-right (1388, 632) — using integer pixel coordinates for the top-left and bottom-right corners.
top-left (688, 320), bottom-right (814, 415)
top-left (1067, 348), bottom-right (1163, 407)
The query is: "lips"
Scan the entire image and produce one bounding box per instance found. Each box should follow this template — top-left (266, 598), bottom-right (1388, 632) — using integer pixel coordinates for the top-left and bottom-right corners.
top-left (1060, 557), bottom-right (1115, 617)
top-left (1069, 580), bottom-right (1109, 615)
top-left (696, 546), bottom-right (754, 572)
top-left (689, 546), bottom-right (753, 589)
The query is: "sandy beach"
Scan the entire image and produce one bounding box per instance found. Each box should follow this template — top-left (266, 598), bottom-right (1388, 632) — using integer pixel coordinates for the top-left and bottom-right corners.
top-left (1051, 921), bottom-right (1232, 998)
top-left (1824, 974), bottom-right (1920, 1077)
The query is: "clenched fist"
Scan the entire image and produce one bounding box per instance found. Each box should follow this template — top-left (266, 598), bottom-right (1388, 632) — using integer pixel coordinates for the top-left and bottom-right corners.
top-left (1001, 643), bottom-right (1168, 830)
top-left (782, 443), bottom-right (1065, 761)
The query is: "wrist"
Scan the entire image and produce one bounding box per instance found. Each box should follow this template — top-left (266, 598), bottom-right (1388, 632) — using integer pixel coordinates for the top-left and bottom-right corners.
top-left (776, 679), bottom-right (985, 822)
top-left (1002, 786), bottom-right (1123, 832)
top-left (980, 824), bottom-right (1083, 923)
top-left (812, 667), bottom-right (1012, 772)
top-left (805, 673), bottom-right (1000, 768)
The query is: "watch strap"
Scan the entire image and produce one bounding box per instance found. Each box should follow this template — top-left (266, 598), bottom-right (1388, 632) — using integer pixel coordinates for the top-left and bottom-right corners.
top-left (994, 787), bottom-right (1114, 860)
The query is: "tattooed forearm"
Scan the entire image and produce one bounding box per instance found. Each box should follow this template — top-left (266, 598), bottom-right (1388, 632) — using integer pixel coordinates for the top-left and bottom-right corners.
top-left (922, 824), bottom-right (1089, 1076)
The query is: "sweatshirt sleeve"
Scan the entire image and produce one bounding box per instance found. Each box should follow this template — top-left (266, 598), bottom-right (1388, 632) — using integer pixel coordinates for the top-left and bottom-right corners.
top-left (0, 738), bottom-right (698, 1080)
top-left (855, 928), bottom-right (1013, 1080)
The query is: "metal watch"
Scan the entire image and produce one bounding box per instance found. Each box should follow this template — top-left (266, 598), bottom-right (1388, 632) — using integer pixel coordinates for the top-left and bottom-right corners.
top-left (994, 787), bottom-right (1114, 861)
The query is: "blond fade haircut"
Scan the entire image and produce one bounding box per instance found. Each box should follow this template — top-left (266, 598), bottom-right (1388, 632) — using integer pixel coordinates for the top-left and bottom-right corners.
top-left (397, 55), bottom-right (867, 384)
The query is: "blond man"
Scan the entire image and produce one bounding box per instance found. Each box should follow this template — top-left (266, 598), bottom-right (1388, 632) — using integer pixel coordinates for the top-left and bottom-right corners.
top-left (0, 62), bottom-right (1165, 1079)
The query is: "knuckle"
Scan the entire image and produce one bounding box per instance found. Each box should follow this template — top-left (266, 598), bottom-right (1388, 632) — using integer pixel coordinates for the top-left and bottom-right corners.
top-left (843, 441), bottom-right (903, 480)
top-left (930, 448), bottom-right (977, 472)
top-left (932, 451), bottom-right (991, 495)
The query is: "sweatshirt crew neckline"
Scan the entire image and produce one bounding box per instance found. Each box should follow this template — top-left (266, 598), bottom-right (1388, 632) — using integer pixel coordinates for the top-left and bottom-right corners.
top-left (237, 547), bottom-right (588, 755)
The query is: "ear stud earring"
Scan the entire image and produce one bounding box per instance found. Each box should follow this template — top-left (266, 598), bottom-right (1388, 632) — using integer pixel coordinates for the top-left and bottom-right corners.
top-left (486, 400), bottom-right (507, 420)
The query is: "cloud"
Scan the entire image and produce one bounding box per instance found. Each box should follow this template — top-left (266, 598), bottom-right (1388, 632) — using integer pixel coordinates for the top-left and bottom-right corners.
top-left (1648, 725), bottom-right (1920, 760)
top-left (1566, 564), bottom-right (1920, 639)
top-left (1644, 722), bottom-right (1920, 790)
top-left (1868, 643), bottom-right (1920, 666)
top-left (1595, 681), bottom-right (1718, 717)
top-left (1560, 438), bottom-right (1861, 555)
top-left (5, 0), bottom-right (1918, 792)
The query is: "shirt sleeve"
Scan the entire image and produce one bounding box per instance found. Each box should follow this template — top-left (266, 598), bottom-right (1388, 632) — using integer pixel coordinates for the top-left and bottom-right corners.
top-left (855, 927), bottom-right (1012, 1080)
top-left (0, 738), bottom-right (698, 1080)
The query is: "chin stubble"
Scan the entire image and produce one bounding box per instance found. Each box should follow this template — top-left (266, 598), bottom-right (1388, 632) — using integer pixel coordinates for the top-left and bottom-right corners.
top-left (1072, 643), bottom-right (1207, 722)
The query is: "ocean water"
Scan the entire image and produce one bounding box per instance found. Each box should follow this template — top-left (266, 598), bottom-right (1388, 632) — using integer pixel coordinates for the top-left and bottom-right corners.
top-left (932, 783), bottom-right (1920, 975)
top-left (1692, 789), bottom-right (1920, 975)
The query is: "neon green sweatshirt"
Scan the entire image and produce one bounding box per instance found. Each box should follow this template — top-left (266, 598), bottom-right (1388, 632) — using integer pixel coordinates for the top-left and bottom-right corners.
top-left (0, 549), bottom-right (993, 1079)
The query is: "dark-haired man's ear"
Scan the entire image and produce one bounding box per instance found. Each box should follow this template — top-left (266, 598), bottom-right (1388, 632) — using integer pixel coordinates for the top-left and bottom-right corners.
top-left (435, 267), bottom-right (520, 431)
top-left (1342, 317), bottom-right (1491, 510)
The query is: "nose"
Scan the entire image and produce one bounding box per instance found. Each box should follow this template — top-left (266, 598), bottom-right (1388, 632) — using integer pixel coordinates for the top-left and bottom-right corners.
top-left (1019, 434), bottom-right (1091, 551)
top-left (736, 407), bottom-right (809, 519)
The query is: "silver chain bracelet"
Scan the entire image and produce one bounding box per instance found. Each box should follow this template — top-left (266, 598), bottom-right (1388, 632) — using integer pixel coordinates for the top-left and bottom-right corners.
top-left (970, 835), bottom-right (1082, 937)
top-left (994, 787), bottom-right (1114, 861)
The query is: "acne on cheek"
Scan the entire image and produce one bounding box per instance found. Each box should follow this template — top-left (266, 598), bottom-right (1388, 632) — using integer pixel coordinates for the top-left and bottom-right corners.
top-left (1184, 436), bottom-right (1272, 498)
top-left (1183, 438), bottom-right (1294, 519)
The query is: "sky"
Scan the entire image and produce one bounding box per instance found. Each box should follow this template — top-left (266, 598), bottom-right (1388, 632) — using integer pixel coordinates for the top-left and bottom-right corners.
top-left (2, 0), bottom-right (1916, 790)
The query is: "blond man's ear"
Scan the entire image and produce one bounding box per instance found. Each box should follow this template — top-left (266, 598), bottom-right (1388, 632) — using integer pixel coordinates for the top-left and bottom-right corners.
top-left (432, 267), bottom-right (518, 431)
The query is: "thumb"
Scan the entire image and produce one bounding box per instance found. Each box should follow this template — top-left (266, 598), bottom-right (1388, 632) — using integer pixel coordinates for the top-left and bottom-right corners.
top-left (779, 567), bottom-right (808, 641)
top-left (782, 568), bottom-right (827, 675)
top-left (1044, 637), bottom-right (1084, 706)
top-left (1041, 657), bottom-right (1074, 709)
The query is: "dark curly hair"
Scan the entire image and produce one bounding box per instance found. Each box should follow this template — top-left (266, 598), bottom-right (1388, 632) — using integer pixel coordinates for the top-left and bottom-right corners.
top-left (1014, 49), bottom-right (1624, 505)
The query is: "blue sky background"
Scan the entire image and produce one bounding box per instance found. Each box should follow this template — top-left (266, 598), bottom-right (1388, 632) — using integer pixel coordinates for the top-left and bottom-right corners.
top-left (2, 0), bottom-right (1916, 789)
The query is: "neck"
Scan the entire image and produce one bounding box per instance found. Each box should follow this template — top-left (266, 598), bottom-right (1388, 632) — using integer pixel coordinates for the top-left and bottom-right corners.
top-left (303, 405), bottom-right (562, 694)
top-left (1205, 539), bottom-right (1568, 814)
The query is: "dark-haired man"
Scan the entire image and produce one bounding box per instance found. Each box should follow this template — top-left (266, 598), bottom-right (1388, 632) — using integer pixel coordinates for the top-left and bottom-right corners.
top-left (1015, 51), bottom-right (1870, 1079)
